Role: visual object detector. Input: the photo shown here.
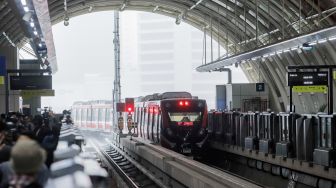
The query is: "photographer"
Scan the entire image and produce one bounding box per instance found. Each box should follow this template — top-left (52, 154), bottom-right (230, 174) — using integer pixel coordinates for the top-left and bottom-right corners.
top-left (33, 115), bottom-right (50, 144)
top-left (23, 115), bottom-right (34, 132)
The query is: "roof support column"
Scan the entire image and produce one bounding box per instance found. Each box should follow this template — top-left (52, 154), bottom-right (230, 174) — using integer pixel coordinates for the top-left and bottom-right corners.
top-left (113, 11), bottom-right (121, 133)
top-left (0, 46), bottom-right (20, 114)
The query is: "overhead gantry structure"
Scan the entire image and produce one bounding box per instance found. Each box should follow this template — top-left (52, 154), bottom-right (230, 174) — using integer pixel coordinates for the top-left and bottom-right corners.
top-left (46, 0), bottom-right (336, 113)
top-left (2, 0), bottom-right (336, 113)
top-left (1, 0), bottom-right (57, 72)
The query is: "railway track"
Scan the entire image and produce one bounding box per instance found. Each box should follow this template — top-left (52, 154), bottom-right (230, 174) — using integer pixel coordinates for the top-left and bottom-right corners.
top-left (83, 131), bottom-right (262, 188)
top-left (85, 132), bottom-right (186, 188)
top-left (98, 143), bottom-right (159, 188)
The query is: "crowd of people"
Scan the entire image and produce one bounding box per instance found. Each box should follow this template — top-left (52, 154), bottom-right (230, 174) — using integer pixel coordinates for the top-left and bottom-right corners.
top-left (0, 110), bottom-right (64, 188)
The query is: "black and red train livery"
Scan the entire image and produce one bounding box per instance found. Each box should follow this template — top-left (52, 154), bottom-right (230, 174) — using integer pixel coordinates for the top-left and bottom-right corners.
top-left (132, 92), bottom-right (208, 154)
top-left (72, 92), bottom-right (208, 154)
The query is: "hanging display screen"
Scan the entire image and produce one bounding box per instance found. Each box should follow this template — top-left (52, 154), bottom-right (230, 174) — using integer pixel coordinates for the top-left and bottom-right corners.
top-left (10, 75), bottom-right (52, 90)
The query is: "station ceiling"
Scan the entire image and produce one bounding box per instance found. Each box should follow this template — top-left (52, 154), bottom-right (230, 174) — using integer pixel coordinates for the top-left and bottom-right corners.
top-left (2, 0), bottom-right (336, 113)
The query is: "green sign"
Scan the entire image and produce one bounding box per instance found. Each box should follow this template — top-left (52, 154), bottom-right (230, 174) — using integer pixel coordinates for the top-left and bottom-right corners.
top-left (21, 89), bottom-right (55, 98)
top-left (293, 86), bottom-right (327, 93)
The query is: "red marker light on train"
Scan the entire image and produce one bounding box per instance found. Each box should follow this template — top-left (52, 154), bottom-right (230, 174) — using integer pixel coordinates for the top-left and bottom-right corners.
top-left (179, 101), bottom-right (184, 106)
top-left (185, 101), bottom-right (189, 106)
top-left (127, 107), bottom-right (132, 112)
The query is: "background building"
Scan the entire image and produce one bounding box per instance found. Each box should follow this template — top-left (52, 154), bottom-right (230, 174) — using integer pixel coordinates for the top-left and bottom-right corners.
top-left (42, 11), bottom-right (247, 112)
top-left (122, 12), bottom-right (247, 109)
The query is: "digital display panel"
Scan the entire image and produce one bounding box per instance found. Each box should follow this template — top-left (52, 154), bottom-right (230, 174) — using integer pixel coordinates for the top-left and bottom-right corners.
top-left (287, 72), bottom-right (328, 86)
top-left (10, 75), bottom-right (52, 90)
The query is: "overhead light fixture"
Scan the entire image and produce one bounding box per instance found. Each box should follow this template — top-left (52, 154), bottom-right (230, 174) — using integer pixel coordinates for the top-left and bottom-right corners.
top-left (2, 32), bottom-right (15, 47)
top-left (30, 21), bottom-right (35, 27)
top-left (23, 6), bottom-right (29, 12)
top-left (153, 5), bottom-right (159, 12)
top-left (318, 39), bottom-right (327, 44)
top-left (120, 3), bottom-right (126, 11)
top-left (302, 42), bottom-right (313, 51)
top-left (309, 41), bottom-right (317, 46)
top-left (22, 12), bottom-right (32, 22)
top-left (268, 53), bottom-right (275, 57)
top-left (21, 0), bottom-right (27, 6)
top-left (63, 0), bottom-right (69, 26)
top-left (328, 36), bottom-right (336, 41)
top-left (38, 43), bottom-right (42, 47)
top-left (33, 30), bottom-right (38, 36)
top-left (64, 14), bottom-right (70, 26)
top-left (175, 13), bottom-right (184, 25)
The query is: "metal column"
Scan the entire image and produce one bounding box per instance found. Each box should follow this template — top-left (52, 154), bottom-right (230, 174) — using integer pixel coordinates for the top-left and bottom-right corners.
top-left (113, 11), bottom-right (121, 132)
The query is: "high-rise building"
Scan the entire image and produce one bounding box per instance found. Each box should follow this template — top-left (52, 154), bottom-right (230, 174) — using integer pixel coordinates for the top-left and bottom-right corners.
top-left (121, 12), bottom-right (247, 109)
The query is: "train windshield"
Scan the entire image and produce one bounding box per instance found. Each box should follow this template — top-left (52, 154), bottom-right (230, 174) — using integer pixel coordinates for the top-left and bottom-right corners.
top-left (168, 112), bottom-right (202, 122)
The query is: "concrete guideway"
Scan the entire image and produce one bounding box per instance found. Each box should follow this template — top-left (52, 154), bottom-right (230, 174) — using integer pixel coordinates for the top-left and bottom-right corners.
top-left (118, 136), bottom-right (262, 188)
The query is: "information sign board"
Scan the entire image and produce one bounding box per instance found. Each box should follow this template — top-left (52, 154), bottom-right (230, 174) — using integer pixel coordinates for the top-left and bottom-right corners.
top-left (293, 86), bottom-right (327, 93)
top-left (287, 72), bottom-right (328, 86)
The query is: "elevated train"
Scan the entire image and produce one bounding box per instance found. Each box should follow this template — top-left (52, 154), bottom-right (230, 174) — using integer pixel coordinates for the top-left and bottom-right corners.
top-left (72, 100), bottom-right (113, 131)
top-left (72, 92), bottom-right (208, 154)
top-left (72, 96), bottom-right (336, 183)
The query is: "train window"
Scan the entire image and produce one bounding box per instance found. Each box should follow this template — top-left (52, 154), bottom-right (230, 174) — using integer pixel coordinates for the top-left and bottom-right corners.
top-left (106, 109), bottom-right (110, 122)
top-left (98, 109), bottom-right (103, 122)
top-left (153, 112), bottom-right (158, 143)
top-left (157, 113), bottom-right (161, 142)
top-left (82, 109), bottom-right (86, 121)
top-left (139, 108), bottom-right (143, 137)
top-left (92, 109), bottom-right (96, 121)
top-left (168, 112), bottom-right (202, 122)
top-left (77, 109), bottom-right (81, 122)
top-left (145, 108), bottom-right (150, 139)
top-left (148, 108), bottom-right (153, 140)
top-left (87, 109), bottom-right (92, 121)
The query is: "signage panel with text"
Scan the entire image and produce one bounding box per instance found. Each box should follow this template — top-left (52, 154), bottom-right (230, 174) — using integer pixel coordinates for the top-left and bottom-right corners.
top-left (287, 72), bottom-right (328, 86)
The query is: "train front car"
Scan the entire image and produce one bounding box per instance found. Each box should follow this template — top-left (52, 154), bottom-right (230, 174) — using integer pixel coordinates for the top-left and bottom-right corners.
top-left (160, 98), bottom-right (208, 155)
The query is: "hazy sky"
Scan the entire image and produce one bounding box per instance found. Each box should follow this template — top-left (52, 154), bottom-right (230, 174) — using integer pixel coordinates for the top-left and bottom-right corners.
top-left (41, 11), bottom-right (247, 112)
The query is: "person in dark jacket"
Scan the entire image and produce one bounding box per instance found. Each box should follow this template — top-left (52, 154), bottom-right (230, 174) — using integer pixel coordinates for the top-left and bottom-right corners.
top-left (33, 115), bottom-right (51, 144)
top-left (0, 122), bottom-right (11, 163)
top-left (1, 139), bottom-right (47, 188)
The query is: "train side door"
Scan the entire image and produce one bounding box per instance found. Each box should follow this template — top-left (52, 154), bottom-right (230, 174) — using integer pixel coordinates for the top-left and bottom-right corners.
top-left (148, 107), bottom-right (153, 141)
top-left (157, 109), bottom-right (162, 143)
top-left (87, 108), bottom-right (92, 128)
top-left (144, 107), bottom-right (148, 139)
top-left (152, 108), bottom-right (157, 143)
top-left (145, 107), bottom-right (150, 140)
top-left (82, 109), bottom-right (87, 128)
top-left (139, 107), bottom-right (143, 137)
top-left (78, 109), bottom-right (82, 127)
top-left (153, 107), bottom-right (160, 143)
top-left (92, 108), bottom-right (97, 129)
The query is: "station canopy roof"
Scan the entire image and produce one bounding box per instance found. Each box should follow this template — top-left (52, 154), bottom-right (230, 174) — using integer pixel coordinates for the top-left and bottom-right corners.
top-left (1, 0), bottom-right (336, 112)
